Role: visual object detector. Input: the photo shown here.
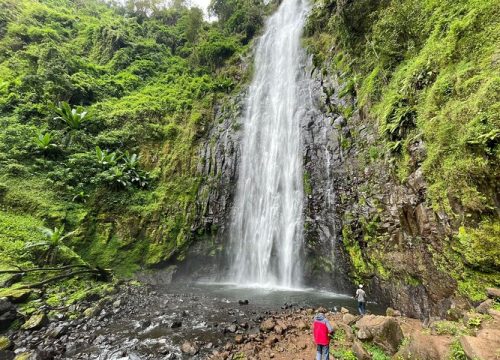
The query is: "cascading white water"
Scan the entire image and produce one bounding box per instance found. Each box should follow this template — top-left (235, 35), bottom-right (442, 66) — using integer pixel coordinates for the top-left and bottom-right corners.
top-left (228, 0), bottom-right (310, 288)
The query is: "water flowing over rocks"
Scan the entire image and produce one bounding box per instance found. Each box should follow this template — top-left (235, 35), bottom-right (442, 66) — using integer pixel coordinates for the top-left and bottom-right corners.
top-left (226, 0), bottom-right (310, 287)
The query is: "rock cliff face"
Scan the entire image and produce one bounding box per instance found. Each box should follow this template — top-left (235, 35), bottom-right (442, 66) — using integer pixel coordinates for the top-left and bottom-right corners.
top-left (172, 93), bottom-right (245, 281)
top-left (175, 56), bottom-right (463, 319)
top-left (306, 63), bottom-right (462, 318)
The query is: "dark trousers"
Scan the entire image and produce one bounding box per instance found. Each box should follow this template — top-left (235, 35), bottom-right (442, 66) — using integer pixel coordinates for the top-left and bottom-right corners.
top-left (358, 301), bottom-right (366, 315)
top-left (316, 344), bottom-right (329, 360)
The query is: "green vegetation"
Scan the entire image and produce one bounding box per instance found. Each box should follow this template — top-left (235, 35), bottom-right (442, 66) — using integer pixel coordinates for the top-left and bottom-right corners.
top-left (448, 339), bottom-right (467, 360)
top-left (0, 0), bottom-right (268, 305)
top-left (364, 343), bottom-right (390, 360)
top-left (305, 0), bottom-right (500, 300)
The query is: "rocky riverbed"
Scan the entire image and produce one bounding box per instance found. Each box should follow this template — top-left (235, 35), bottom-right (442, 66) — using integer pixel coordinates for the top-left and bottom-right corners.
top-left (0, 284), bottom-right (499, 360)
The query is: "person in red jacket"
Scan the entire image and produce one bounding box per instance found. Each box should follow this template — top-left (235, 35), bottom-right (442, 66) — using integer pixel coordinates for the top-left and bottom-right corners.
top-left (313, 312), bottom-right (334, 360)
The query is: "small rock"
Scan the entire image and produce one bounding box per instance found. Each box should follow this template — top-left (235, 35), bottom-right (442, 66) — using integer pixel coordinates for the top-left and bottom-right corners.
top-left (21, 313), bottom-right (48, 331)
top-left (340, 307), bottom-right (350, 314)
top-left (225, 324), bottom-right (237, 333)
top-left (47, 324), bottom-right (68, 339)
top-left (486, 288), bottom-right (500, 298)
top-left (171, 320), bottom-right (182, 329)
top-left (112, 299), bottom-right (122, 308)
top-left (274, 325), bottom-right (284, 335)
top-left (264, 335), bottom-right (279, 346)
top-left (476, 299), bottom-right (493, 314)
top-left (238, 300), bottom-right (249, 305)
top-left (83, 306), bottom-right (100, 318)
top-left (296, 321), bottom-right (308, 331)
top-left (260, 319), bottom-right (276, 333)
top-left (181, 342), bottom-right (198, 355)
top-left (235, 335), bottom-right (244, 344)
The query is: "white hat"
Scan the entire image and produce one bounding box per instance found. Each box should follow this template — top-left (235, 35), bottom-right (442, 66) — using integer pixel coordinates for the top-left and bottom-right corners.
top-left (359, 284), bottom-right (363, 289)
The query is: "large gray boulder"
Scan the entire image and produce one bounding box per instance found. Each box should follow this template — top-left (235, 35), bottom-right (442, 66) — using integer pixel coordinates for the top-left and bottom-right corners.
top-left (355, 315), bottom-right (404, 354)
top-left (0, 298), bottom-right (17, 331)
top-left (395, 333), bottom-right (451, 359)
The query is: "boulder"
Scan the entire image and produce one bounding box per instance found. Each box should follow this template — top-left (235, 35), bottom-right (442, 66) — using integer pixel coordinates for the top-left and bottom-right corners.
top-left (260, 319), bottom-right (276, 332)
top-left (486, 288), bottom-right (500, 299)
top-left (476, 299), bottom-right (493, 315)
top-left (355, 315), bottom-right (404, 354)
top-left (460, 328), bottom-right (500, 360)
top-left (83, 306), bottom-right (101, 318)
top-left (0, 298), bottom-right (17, 331)
top-left (0, 289), bottom-right (31, 303)
top-left (0, 351), bottom-right (15, 360)
top-left (14, 352), bottom-right (32, 360)
top-left (21, 313), bottom-right (48, 331)
top-left (386, 307), bottom-right (401, 317)
top-left (341, 307), bottom-right (350, 314)
top-left (487, 308), bottom-right (500, 319)
top-left (343, 313), bottom-right (358, 325)
top-left (0, 274), bottom-right (23, 288)
top-left (0, 336), bottom-right (12, 351)
top-left (181, 341), bottom-right (199, 355)
top-left (352, 339), bottom-right (371, 360)
top-left (395, 333), bottom-right (451, 360)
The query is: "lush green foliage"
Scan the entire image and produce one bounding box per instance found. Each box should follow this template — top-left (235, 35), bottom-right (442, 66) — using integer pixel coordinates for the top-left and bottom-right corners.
top-left (0, 0), bottom-right (258, 281)
top-left (305, 0), bottom-right (500, 299)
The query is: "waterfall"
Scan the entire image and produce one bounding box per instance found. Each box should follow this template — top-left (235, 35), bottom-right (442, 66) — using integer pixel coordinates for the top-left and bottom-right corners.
top-left (228, 0), bottom-right (310, 288)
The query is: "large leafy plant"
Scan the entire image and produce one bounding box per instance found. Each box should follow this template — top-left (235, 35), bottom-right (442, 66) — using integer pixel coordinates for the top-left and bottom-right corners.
top-left (25, 225), bottom-right (78, 265)
top-left (53, 102), bottom-right (89, 130)
top-left (33, 131), bottom-right (57, 152)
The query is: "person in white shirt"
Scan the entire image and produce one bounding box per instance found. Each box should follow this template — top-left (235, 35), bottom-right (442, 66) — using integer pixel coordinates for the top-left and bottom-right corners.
top-left (355, 284), bottom-right (366, 315)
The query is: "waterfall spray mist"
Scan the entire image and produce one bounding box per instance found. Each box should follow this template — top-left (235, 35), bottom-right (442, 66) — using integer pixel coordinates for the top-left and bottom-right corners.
top-left (228, 0), bottom-right (310, 288)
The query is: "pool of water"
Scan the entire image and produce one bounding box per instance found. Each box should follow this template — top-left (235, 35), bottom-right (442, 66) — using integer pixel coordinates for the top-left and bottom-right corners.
top-left (165, 282), bottom-right (384, 314)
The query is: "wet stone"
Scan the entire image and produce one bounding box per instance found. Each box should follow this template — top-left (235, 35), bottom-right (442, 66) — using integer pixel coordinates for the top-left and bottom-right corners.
top-left (170, 320), bottom-right (182, 329)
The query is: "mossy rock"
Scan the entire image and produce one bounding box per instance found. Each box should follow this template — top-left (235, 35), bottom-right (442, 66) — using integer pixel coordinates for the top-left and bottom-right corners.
top-left (83, 306), bottom-right (101, 318)
top-left (0, 336), bottom-right (12, 350)
top-left (0, 289), bottom-right (32, 303)
top-left (21, 313), bottom-right (48, 331)
top-left (14, 353), bottom-right (32, 360)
